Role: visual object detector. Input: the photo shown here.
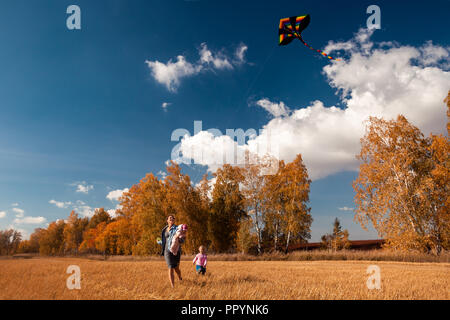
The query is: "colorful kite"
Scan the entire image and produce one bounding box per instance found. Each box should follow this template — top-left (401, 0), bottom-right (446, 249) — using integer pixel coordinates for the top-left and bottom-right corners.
top-left (278, 14), bottom-right (341, 61)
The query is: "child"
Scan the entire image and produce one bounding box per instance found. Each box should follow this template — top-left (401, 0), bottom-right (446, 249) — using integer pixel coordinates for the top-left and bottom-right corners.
top-left (169, 224), bottom-right (188, 255)
top-left (192, 245), bottom-right (207, 275)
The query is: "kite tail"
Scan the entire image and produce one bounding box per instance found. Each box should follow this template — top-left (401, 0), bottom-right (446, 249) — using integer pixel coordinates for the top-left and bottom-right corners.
top-left (299, 38), bottom-right (341, 61)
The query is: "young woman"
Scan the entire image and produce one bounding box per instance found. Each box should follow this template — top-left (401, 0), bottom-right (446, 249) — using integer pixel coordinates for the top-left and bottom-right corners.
top-left (160, 215), bottom-right (184, 288)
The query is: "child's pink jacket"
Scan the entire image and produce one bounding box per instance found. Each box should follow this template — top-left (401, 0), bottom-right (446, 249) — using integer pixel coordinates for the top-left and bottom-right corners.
top-left (193, 253), bottom-right (207, 267)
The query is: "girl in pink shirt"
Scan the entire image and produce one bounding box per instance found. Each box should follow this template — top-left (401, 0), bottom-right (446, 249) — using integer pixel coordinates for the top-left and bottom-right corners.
top-left (192, 245), bottom-right (207, 275)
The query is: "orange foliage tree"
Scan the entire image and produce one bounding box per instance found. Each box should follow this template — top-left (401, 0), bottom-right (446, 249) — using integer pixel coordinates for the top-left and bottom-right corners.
top-left (263, 154), bottom-right (312, 252)
top-left (209, 164), bottom-right (246, 253)
top-left (79, 221), bottom-right (108, 254)
top-left (0, 229), bottom-right (22, 255)
top-left (63, 211), bottom-right (88, 255)
top-left (39, 220), bottom-right (66, 256)
top-left (354, 112), bottom-right (449, 254)
top-left (120, 173), bottom-right (167, 255)
top-left (164, 162), bottom-right (209, 254)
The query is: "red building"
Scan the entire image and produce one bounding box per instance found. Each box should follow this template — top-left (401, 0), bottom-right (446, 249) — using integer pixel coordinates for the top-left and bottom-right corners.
top-left (288, 239), bottom-right (385, 251)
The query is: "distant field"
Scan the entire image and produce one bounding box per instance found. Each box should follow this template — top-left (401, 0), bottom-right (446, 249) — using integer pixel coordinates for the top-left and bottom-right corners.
top-left (0, 257), bottom-right (449, 300)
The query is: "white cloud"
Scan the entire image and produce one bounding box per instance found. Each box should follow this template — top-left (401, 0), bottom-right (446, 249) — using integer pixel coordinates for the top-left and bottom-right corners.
top-left (419, 41), bottom-right (450, 67)
top-left (74, 182), bottom-right (94, 194)
top-left (162, 102), bottom-right (171, 111)
top-left (199, 43), bottom-right (233, 70)
top-left (106, 201), bottom-right (124, 218)
top-left (73, 204), bottom-right (95, 218)
top-left (13, 216), bottom-right (47, 225)
top-left (12, 208), bottom-right (25, 217)
top-left (179, 29), bottom-right (450, 180)
top-left (235, 44), bottom-right (248, 64)
top-left (107, 208), bottom-right (122, 218)
top-left (180, 130), bottom-right (246, 173)
top-left (0, 211), bottom-right (6, 218)
top-left (145, 56), bottom-right (202, 92)
top-left (11, 203), bottom-right (19, 207)
top-left (60, 199), bottom-right (95, 218)
top-left (107, 209), bottom-right (117, 217)
top-left (338, 206), bottom-right (354, 211)
top-left (145, 43), bottom-right (248, 92)
top-left (49, 200), bottom-right (72, 209)
top-left (106, 188), bottom-right (129, 202)
top-left (255, 99), bottom-right (290, 118)
top-left (157, 170), bottom-right (167, 179)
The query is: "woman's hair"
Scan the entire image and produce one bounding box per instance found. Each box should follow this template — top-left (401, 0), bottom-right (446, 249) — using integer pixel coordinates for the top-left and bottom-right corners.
top-left (167, 215), bottom-right (175, 220)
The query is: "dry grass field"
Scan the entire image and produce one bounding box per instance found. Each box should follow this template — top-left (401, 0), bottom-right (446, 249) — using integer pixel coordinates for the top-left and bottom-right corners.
top-left (0, 257), bottom-right (449, 300)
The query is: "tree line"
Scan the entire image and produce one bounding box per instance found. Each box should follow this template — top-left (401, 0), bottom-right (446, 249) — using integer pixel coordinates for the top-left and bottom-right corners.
top-left (2, 92), bottom-right (449, 256)
top-left (13, 154), bottom-right (313, 256)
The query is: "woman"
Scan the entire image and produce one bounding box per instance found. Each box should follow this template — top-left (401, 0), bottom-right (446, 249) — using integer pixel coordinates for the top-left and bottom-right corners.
top-left (160, 215), bottom-right (184, 288)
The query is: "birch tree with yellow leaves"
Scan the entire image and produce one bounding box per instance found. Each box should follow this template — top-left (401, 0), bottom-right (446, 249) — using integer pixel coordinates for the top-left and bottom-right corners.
top-left (354, 95), bottom-right (449, 254)
top-left (263, 154), bottom-right (312, 252)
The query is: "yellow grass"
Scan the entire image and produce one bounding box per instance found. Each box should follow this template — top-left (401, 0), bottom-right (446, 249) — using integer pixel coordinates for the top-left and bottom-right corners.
top-left (0, 257), bottom-right (448, 300)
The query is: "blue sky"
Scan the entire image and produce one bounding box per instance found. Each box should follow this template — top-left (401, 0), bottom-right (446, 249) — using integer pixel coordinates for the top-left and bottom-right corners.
top-left (0, 0), bottom-right (449, 241)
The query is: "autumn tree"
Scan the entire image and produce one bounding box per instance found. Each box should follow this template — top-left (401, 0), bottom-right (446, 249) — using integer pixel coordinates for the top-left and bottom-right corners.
top-left (263, 155), bottom-right (312, 252)
top-left (420, 92), bottom-right (450, 253)
top-left (95, 223), bottom-right (116, 256)
top-left (209, 164), bottom-right (246, 253)
top-left (79, 221), bottom-right (108, 254)
top-left (92, 218), bottom-right (134, 256)
top-left (0, 229), bottom-right (22, 255)
top-left (18, 228), bottom-right (44, 253)
top-left (236, 215), bottom-right (257, 254)
top-left (446, 90), bottom-right (450, 135)
top-left (262, 160), bottom-right (285, 251)
top-left (63, 211), bottom-right (89, 255)
top-left (320, 218), bottom-right (350, 251)
top-left (88, 208), bottom-right (111, 229)
top-left (164, 162), bottom-right (209, 254)
top-left (39, 220), bottom-right (66, 255)
top-left (353, 114), bottom-right (449, 254)
top-left (197, 173), bottom-right (212, 210)
top-left (120, 173), bottom-right (167, 255)
top-left (241, 154), bottom-right (267, 255)
top-left (280, 154), bottom-right (312, 253)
